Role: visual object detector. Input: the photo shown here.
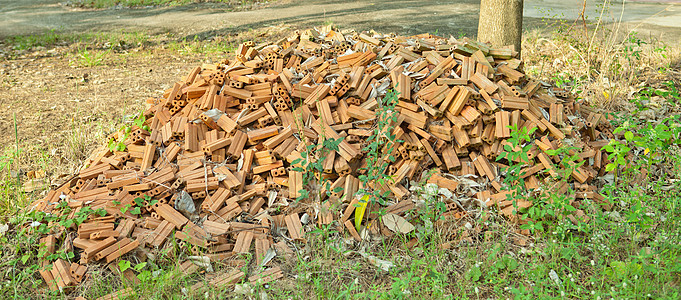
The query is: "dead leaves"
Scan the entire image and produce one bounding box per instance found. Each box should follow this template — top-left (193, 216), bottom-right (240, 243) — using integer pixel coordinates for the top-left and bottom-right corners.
top-left (382, 213), bottom-right (415, 234)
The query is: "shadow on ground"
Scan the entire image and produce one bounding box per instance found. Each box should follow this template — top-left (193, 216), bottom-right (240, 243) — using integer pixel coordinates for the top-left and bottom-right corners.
top-left (182, 0), bottom-right (483, 40)
top-left (1, 0), bottom-right (679, 45)
top-left (1, 0), bottom-right (491, 40)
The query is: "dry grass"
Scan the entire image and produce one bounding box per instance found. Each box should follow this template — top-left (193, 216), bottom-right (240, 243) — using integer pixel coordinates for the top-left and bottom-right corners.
top-left (522, 8), bottom-right (681, 110)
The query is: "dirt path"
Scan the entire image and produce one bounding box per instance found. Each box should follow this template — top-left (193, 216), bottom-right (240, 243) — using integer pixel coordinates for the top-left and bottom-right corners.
top-left (2, 0), bottom-right (680, 41)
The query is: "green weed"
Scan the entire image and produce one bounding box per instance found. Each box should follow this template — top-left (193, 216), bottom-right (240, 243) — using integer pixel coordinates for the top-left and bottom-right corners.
top-left (358, 88), bottom-right (400, 207)
top-left (72, 48), bottom-right (109, 67)
top-left (7, 29), bottom-right (64, 51)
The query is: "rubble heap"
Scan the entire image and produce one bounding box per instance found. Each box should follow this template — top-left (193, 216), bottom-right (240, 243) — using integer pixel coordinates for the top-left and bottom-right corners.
top-left (30, 27), bottom-right (613, 297)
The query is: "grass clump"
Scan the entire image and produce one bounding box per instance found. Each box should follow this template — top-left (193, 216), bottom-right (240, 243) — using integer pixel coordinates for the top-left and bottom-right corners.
top-left (522, 5), bottom-right (680, 109)
top-left (4, 30), bottom-right (152, 52)
top-left (1, 30), bottom-right (246, 64)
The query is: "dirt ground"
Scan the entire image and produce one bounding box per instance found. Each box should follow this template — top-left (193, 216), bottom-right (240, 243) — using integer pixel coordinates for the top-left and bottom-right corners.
top-left (0, 50), bottom-right (199, 175)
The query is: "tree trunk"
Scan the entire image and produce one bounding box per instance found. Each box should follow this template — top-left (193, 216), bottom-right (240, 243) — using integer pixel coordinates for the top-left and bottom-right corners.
top-left (477, 0), bottom-right (524, 52)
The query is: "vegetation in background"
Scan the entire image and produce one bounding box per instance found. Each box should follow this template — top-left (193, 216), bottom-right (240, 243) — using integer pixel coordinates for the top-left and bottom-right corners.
top-left (523, 3), bottom-right (680, 109)
top-left (1, 30), bottom-right (239, 63)
top-left (5, 30), bottom-right (151, 52)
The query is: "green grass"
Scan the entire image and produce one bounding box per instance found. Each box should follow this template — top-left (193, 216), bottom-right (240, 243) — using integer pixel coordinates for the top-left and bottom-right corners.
top-left (262, 170), bottom-right (681, 299)
top-left (4, 30), bottom-right (151, 51)
top-left (1, 30), bottom-right (235, 66)
top-left (73, 48), bottom-right (110, 67)
top-left (165, 36), bottom-right (235, 54)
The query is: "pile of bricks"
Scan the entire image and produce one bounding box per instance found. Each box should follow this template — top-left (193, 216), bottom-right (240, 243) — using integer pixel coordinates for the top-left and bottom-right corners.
top-left (30, 27), bottom-right (614, 297)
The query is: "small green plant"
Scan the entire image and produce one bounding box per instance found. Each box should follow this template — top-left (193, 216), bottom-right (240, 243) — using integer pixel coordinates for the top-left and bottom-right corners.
top-left (551, 73), bottom-right (577, 91)
top-left (530, 145), bottom-right (585, 236)
top-left (388, 271), bottom-right (420, 299)
top-left (307, 223), bottom-right (338, 242)
top-left (129, 195), bottom-right (156, 215)
top-left (623, 32), bottom-right (645, 59)
top-left (358, 88), bottom-right (400, 206)
top-left (546, 145), bottom-right (585, 181)
top-left (410, 174), bottom-right (447, 241)
top-left (632, 81), bottom-right (680, 112)
top-left (349, 88), bottom-right (402, 230)
top-left (497, 124), bottom-right (536, 182)
top-left (290, 137), bottom-right (344, 202)
top-left (598, 114), bottom-right (679, 233)
top-left (288, 94), bottom-right (345, 204)
top-left (496, 125), bottom-right (536, 223)
top-left (495, 125), bottom-right (589, 234)
top-left (0, 149), bottom-right (19, 176)
top-left (602, 137), bottom-right (631, 185)
top-left (292, 89), bottom-right (400, 228)
top-left (9, 29), bottom-right (61, 50)
top-left (629, 116), bottom-right (680, 168)
top-left (108, 111), bottom-right (148, 152)
top-left (74, 48), bottom-right (109, 67)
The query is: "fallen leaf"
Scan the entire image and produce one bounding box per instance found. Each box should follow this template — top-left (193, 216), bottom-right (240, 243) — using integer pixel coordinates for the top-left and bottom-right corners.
top-left (365, 254), bottom-right (394, 272)
top-left (187, 256), bottom-right (214, 272)
top-left (353, 251), bottom-right (395, 272)
top-left (354, 194), bottom-right (370, 231)
top-left (234, 284), bottom-right (254, 295)
top-left (382, 213), bottom-right (415, 234)
top-left (258, 248), bottom-right (276, 268)
top-left (174, 190), bottom-right (196, 216)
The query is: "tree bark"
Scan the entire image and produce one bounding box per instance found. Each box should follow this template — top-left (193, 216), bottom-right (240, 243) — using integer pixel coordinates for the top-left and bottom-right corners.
top-left (477, 0), bottom-right (524, 52)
